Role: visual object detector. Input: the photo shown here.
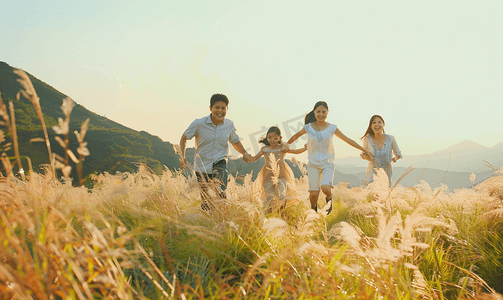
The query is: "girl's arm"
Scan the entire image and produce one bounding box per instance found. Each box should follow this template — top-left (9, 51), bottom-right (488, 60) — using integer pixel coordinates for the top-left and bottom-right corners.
top-left (288, 143), bottom-right (307, 154)
top-left (335, 129), bottom-right (372, 157)
top-left (248, 149), bottom-right (264, 163)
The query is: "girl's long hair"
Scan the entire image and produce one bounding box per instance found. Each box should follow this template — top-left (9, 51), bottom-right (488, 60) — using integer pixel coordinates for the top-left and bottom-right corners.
top-left (259, 126), bottom-right (281, 146)
top-left (304, 101), bottom-right (329, 125)
top-left (362, 115), bottom-right (385, 139)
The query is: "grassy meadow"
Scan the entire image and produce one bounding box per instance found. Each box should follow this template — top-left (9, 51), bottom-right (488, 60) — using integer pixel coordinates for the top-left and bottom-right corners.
top-left (1, 70), bottom-right (503, 299)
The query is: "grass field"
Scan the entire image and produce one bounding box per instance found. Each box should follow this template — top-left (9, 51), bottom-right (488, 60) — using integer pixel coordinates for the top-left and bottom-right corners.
top-left (1, 69), bottom-right (503, 299)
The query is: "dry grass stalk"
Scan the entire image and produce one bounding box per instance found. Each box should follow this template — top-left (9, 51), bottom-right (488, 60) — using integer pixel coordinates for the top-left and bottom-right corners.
top-left (75, 118), bottom-right (90, 185)
top-left (475, 172), bottom-right (503, 201)
top-left (52, 97), bottom-right (76, 179)
top-left (0, 94), bottom-right (16, 180)
top-left (0, 153), bottom-right (14, 180)
top-left (14, 69), bottom-right (55, 179)
top-left (8, 101), bottom-right (25, 180)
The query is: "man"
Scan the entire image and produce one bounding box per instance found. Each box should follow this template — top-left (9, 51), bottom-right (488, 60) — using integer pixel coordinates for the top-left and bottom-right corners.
top-left (179, 93), bottom-right (252, 210)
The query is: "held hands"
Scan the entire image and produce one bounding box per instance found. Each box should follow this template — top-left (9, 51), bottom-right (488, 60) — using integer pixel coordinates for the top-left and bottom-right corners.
top-left (360, 151), bottom-right (373, 161)
top-left (243, 153), bottom-right (252, 163)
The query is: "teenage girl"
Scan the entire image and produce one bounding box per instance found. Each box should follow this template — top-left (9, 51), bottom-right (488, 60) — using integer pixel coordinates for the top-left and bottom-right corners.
top-left (285, 101), bottom-right (372, 213)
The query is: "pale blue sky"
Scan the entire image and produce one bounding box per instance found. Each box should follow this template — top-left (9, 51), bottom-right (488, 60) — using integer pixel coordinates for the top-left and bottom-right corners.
top-left (2, 0), bottom-right (503, 159)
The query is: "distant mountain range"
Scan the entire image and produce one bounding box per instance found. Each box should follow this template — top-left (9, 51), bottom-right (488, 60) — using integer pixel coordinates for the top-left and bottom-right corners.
top-left (336, 140), bottom-right (503, 172)
top-left (334, 139), bottom-right (503, 189)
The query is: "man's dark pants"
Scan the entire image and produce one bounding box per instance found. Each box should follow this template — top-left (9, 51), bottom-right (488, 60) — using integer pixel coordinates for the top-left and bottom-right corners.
top-left (195, 159), bottom-right (228, 210)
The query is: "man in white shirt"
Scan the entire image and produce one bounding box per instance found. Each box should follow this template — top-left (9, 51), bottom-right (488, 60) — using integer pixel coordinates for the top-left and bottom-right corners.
top-left (179, 94), bottom-right (251, 210)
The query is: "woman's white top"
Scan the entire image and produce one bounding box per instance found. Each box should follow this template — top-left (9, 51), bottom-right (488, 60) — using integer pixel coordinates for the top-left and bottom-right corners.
top-left (305, 123), bottom-right (338, 167)
top-left (362, 134), bottom-right (401, 185)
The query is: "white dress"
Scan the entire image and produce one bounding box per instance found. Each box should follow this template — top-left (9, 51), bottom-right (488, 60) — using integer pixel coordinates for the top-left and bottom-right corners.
top-left (362, 134), bottom-right (402, 187)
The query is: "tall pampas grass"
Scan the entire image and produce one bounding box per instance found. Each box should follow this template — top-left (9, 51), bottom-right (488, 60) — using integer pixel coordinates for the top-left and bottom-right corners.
top-left (14, 68), bottom-right (55, 179)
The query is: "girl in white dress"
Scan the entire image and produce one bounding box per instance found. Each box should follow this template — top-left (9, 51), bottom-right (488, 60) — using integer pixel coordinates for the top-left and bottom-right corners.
top-left (361, 115), bottom-right (402, 187)
top-left (249, 126), bottom-right (306, 212)
top-left (286, 101), bottom-right (372, 214)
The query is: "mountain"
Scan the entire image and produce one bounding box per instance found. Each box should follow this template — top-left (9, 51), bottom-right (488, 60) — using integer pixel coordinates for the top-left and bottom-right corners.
top-left (340, 166), bottom-right (496, 190)
top-left (0, 61), bottom-right (181, 182)
top-left (335, 139), bottom-right (502, 173)
top-left (395, 140), bottom-right (501, 172)
top-left (444, 140), bottom-right (487, 153)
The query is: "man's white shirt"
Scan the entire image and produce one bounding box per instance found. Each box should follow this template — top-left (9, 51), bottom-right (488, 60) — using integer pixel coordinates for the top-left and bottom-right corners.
top-left (184, 114), bottom-right (240, 173)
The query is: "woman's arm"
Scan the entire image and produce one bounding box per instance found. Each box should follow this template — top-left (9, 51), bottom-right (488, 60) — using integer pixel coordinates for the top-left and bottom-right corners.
top-left (335, 129), bottom-right (372, 157)
top-left (288, 143), bottom-right (307, 154)
top-left (286, 128), bottom-right (306, 145)
top-left (391, 135), bottom-right (402, 162)
top-left (360, 136), bottom-right (372, 161)
top-left (283, 128), bottom-right (306, 152)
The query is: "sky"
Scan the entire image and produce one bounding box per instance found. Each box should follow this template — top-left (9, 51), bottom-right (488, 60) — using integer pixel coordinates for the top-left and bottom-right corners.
top-left (2, 0), bottom-right (503, 160)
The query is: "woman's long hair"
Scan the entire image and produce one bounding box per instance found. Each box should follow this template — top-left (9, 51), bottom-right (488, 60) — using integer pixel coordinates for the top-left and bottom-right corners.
top-left (259, 126), bottom-right (281, 146)
top-left (362, 115), bottom-right (385, 139)
top-left (304, 101), bottom-right (329, 125)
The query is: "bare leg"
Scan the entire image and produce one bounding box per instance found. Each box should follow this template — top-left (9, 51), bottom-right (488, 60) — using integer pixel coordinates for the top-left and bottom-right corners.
top-left (321, 185), bottom-right (332, 200)
top-left (309, 190), bottom-right (320, 211)
top-left (321, 185), bottom-right (333, 214)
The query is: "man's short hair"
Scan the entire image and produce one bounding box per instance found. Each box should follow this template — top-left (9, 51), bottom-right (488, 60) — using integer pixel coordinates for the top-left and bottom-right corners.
top-left (210, 94), bottom-right (229, 107)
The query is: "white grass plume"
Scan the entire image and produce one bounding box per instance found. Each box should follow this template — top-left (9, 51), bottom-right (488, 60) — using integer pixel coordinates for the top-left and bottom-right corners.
top-left (267, 152), bottom-right (280, 187)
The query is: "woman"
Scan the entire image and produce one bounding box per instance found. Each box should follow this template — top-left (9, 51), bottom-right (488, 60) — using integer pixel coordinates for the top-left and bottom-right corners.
top-left (361, 115), bottom-right (402, 187)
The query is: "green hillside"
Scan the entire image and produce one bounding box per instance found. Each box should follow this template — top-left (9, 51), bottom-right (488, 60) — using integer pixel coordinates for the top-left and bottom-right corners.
top-left (0, 61), bottom-right (181, 181)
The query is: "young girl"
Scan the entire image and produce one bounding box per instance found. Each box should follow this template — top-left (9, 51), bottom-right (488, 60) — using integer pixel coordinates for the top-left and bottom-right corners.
top-left (249, 126), bottom-right (306, 212)
top-left (286, 101), bottom-right (372, 214)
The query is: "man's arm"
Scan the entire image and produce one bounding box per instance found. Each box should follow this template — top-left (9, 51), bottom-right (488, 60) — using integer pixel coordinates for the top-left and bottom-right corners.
top-left (179, 133), bottom-right (189, 169)
top-left (231, 141), bottom-right (252, 163)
